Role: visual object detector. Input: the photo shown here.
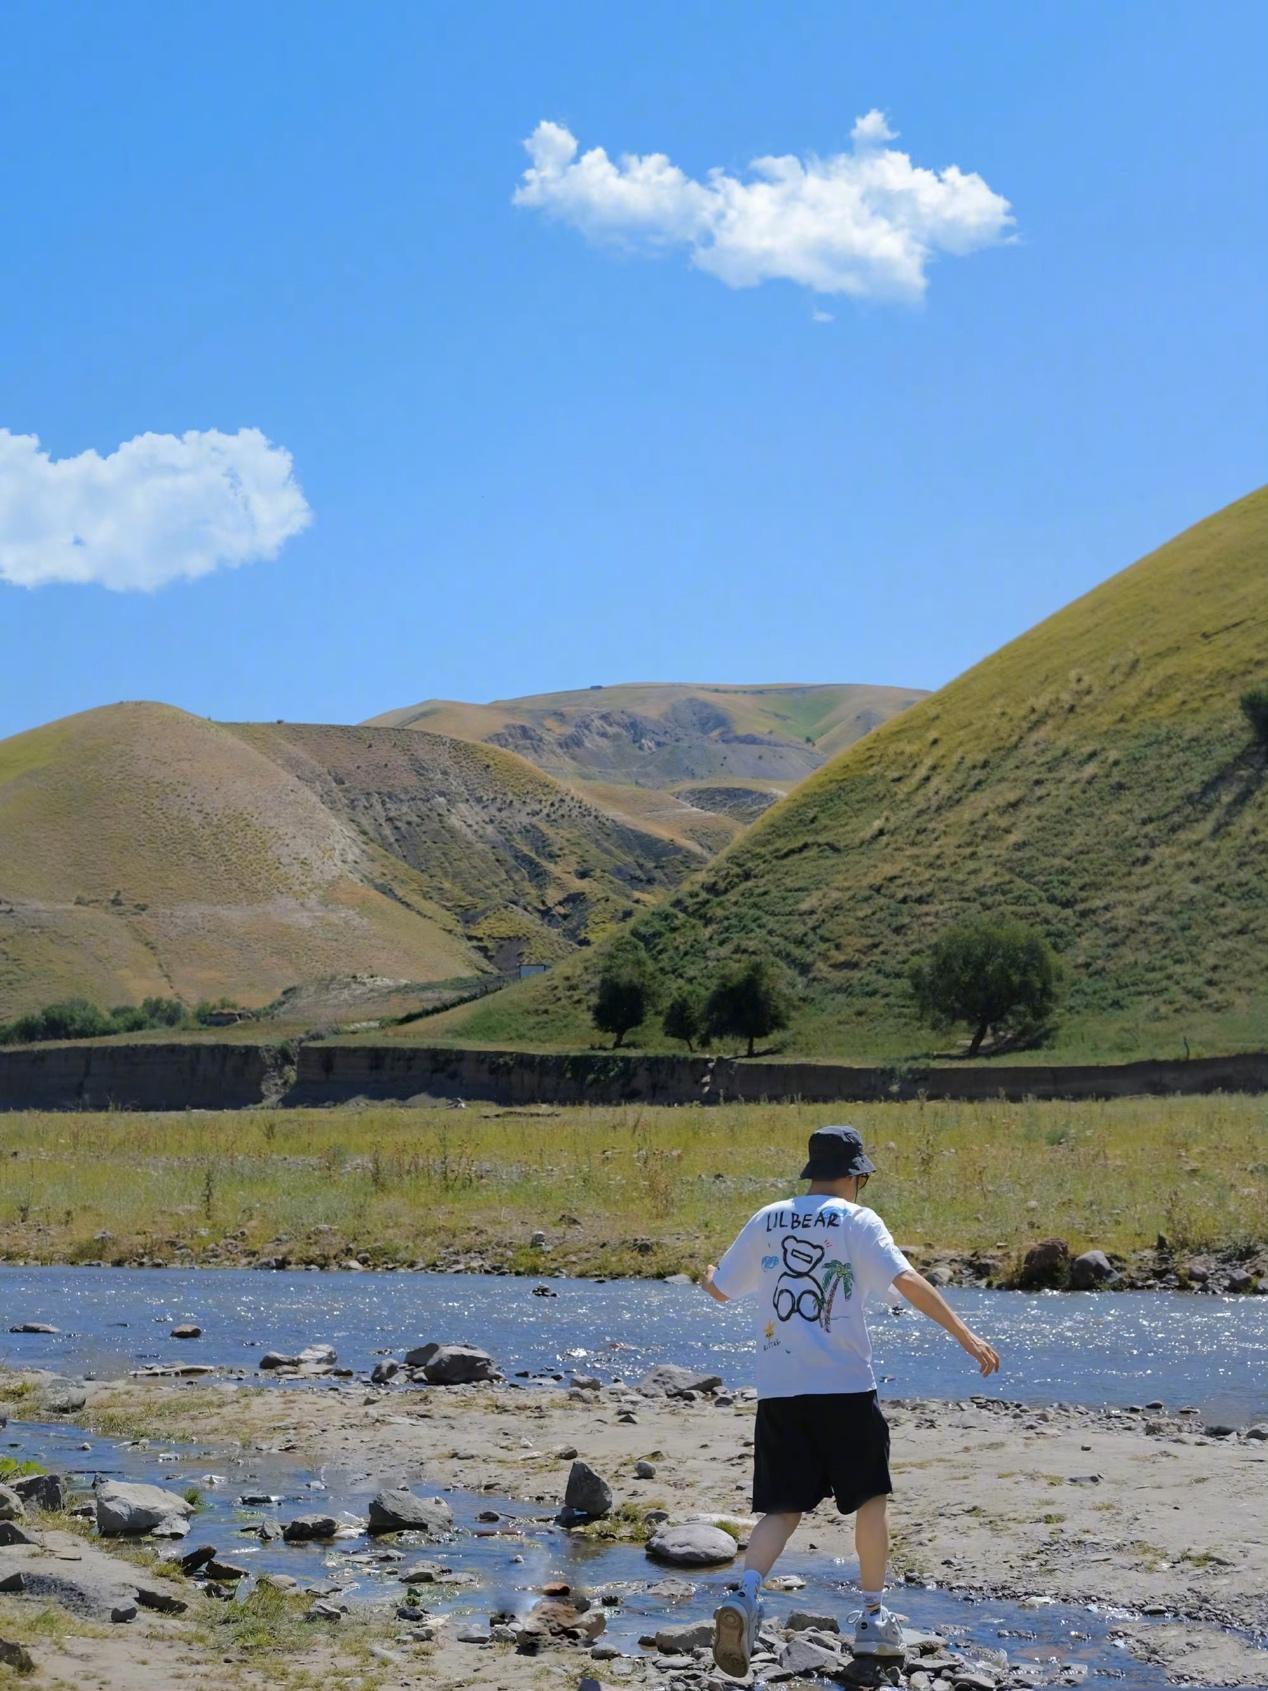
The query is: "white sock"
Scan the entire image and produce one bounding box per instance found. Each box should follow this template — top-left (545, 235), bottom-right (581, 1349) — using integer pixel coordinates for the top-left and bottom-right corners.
top-left (740, 1569), bottom-right (762, 1602)
top-left (861, 1588), bottom-right (885, 1612)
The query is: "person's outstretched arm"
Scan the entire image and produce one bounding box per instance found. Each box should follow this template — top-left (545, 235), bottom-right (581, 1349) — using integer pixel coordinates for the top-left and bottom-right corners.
top-left (701, 1263), bottom-right (729, 1304)
top-left (893, 1268), bottom-right (1000, 1376)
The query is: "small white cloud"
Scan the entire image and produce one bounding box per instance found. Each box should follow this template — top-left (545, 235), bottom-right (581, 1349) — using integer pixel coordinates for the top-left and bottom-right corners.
top-left (811, 308), bottom-right (835, 324)
top-left (0, 426), bottom-right (311, 592)
top-left (514, 114), bottom-right (1013, 303)
top-left (850, 109), bottom-right (897, 146)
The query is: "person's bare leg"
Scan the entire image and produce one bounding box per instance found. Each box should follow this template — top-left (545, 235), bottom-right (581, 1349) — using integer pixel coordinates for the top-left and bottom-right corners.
top-left (854, 1494), bottom-right (889, 1594)
top-left (715, 1510), bottom-right (802, 1676)
top-left (743, 1510), bottom-right (802, 1580)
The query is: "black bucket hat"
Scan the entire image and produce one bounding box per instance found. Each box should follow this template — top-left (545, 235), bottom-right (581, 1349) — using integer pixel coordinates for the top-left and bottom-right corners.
top-left (800, 1125), bottom-right (876, 1180)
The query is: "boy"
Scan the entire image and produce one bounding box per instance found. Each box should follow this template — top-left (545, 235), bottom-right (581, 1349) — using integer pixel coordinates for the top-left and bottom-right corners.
top-left (703, 1124), bottom-right (999, 1678)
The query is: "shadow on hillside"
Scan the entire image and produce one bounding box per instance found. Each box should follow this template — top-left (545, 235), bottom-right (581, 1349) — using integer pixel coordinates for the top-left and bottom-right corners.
top-left (1195, 745), bottom-right (1265, 837)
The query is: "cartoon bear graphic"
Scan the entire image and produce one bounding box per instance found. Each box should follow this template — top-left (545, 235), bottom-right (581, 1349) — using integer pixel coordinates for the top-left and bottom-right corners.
top-left (773, 1235), bottom-right (826, 1323)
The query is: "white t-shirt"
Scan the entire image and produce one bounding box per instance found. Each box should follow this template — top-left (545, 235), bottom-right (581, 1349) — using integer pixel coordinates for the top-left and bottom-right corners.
top-left (711, 1195), bottom-right (911, 1399)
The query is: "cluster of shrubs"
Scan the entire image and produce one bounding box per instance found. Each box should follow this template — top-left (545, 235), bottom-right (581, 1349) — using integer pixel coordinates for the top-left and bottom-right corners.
top-left (593, 917), bottom-right (1061, 1059)
top-left (592, 947), bottom-right (793, 1056)
top-left (0, 996), bottom-right (249, 1046)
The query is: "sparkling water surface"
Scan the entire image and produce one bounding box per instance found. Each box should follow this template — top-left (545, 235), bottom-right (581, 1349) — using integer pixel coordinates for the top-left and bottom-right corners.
top-left (2, 1266), bottom-right (1267, 1423)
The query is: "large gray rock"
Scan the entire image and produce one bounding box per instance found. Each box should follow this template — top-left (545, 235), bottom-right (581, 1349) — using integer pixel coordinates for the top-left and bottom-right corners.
top-left (0, 1528), bottom-right (187, 1621)
top-left (13, 1472), bottom-right (66, 1512)
top-left (95, 1480), bottom-right (194, 1538)
top-left (779, 1636), bottom-right (844, 1675)
top-left (638, 1364), bottom-right (723, 1398)
top-left (419, 1344), bottom-right (496, 1385)
top-left (0, 1487), bottom-right (25, 1523)
top-left (1017, 1238), bottom-right (1070, 1290)
top-left (0, 1638), bottom-right (34, 1673)
top-left (38, 1382), bottom-right (87, 1414)
top-left (654, 1621), bottom-right (715, 1651)
top-left (563, 1461), bottom-right (613, 1517)
top-left (1070, 1249), bottom-right (1117, 1290)
top-left (281, 1514), bottom-right (338, 1541)
top-left (366, 1489), bottom-right (454, 1535)
top-left (646, 1522), bottom-right (738, 1565)
top-left (259, 1343), bottom-right (337, 1373)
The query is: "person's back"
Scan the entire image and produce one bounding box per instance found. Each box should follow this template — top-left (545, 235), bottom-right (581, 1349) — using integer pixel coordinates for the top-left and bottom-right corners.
top-left (714, 1190), bottom-right (909, 1403)
top-left (703, 1125), bottom-right (1000, 1679)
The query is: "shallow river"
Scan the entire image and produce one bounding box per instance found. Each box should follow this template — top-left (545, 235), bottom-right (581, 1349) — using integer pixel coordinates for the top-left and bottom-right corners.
top-left (4, 1266), bottom-right (1268, 1687)
top-left (0, 1415), bottom-right (1222, 1689)
top-left (3, 1266), bottom-right (1267, 1424)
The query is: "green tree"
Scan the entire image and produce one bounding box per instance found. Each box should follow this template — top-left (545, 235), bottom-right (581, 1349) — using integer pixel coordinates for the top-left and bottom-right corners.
top-left (662, 987), bottom-right (705, 1052)
top-left (1241, 687), bottom-right (1268, 749)
top-left (705, 957), bottom-right (792, 1057)
top-left (591, 944), bottom-right (656, 1049)
top-left (909, 918), bottom-right (1060, 1056)
top-left (3, 998), bottom-right (116, 1045)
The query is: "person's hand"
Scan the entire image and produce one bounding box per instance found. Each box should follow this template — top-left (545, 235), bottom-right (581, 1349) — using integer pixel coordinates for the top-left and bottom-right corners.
top-left (960, 1330), bottom-right (1000, 1376)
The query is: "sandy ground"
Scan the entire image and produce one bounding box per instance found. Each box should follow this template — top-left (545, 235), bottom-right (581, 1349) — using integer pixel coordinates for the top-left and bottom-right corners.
top-left (3, 1371), bottom-right (1267, 1689)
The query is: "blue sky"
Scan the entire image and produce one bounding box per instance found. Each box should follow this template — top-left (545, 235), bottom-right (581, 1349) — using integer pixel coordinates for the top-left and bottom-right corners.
top-left (1, 0), bottom-right (1265, 740)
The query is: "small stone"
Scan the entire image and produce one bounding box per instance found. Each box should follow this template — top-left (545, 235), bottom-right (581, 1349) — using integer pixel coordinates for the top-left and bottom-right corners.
top-left (646, 1522), bottom-right (738, 1566)
top-left (0, 1486), bottom-right (25, 1523)
top-left (564, 1460), bottom-right (613, 1517)
top-left (778, 1636), bottom-right (842, 1675)
top-left (634, 1461), bottom-right (656, 1479)
top-left (786, 1610), bottom-right (839, 1632)
top-left (8, 1322), bottom-right (58, 1334)
top-left (304, 1599), bottom-right (343, 1622)
top-left (637, 1364), bottom-right (723, 1398)
top-left (1017, 1238), bottom-right (1070, 1290)
top-left (654, 1621), bottom-right (714, 1651)
top-left (13, 1472), bottom-right (66, 1512)
top-left (0, 1639), bottom-right (35, 1673)
top-left (170, 1324), bottom-right (202, 1339)
top-left (1069, 1250), bottom-right (1117, 1290)
top-left (367, 1489), bottom-right (453, 1535)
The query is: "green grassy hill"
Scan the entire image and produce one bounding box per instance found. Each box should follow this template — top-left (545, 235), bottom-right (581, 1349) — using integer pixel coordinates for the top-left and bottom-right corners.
top-left (440, 489), bottom-right (1268, 1060)
top-left (0, 705), bottom-right (696, 1020)
top-left (367, 681), bottom-right (926, 850)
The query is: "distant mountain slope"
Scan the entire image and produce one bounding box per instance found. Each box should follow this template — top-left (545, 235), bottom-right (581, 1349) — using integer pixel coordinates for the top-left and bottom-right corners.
top-left (226, 721), bottom-right (694, 966)
top-left (0, 705), bottom-right (697, 1019)
top-left (0, 703), bottom-right (475, 1019)
top-left (367, 682), bottom-right (926, 849)
top-left (442, 489), bottom-right (1268, 1059)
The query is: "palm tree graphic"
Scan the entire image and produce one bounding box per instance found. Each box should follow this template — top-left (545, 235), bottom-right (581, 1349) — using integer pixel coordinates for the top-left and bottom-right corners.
top-left (819, 1260), bottom-right (855, 1331)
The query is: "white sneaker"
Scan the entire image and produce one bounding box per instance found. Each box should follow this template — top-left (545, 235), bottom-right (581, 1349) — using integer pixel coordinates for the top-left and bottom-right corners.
top-left (850, 1604), bottom-right (906, 1658)
top-left (713, 1588), bottom-right (761, 1678)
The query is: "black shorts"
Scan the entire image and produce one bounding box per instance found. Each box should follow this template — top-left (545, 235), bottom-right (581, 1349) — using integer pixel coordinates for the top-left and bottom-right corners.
top-left (752, 1390), bottom-right (891, 1516)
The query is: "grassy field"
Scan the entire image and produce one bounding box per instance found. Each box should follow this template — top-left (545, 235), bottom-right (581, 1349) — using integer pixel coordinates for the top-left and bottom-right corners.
top-left (1, 1095), bottom-right (1263, 1277)
top-left (444, 489), bottom-right (1268, 1061)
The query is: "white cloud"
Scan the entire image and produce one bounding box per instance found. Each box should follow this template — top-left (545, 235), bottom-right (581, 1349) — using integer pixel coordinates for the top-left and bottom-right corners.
top-left (811, 308), bottom-right (835, 324)
top-left (0, 426), bottom-right (311, 591)
top-left (514, 114), bottom-right (1013, 303)
top-left (850, 109), bottom-right (897, 147)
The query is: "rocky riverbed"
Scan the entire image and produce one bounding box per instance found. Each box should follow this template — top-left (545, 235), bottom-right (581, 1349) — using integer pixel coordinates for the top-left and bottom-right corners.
top-left (2, 1357), bottom-right (1266, 1690)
